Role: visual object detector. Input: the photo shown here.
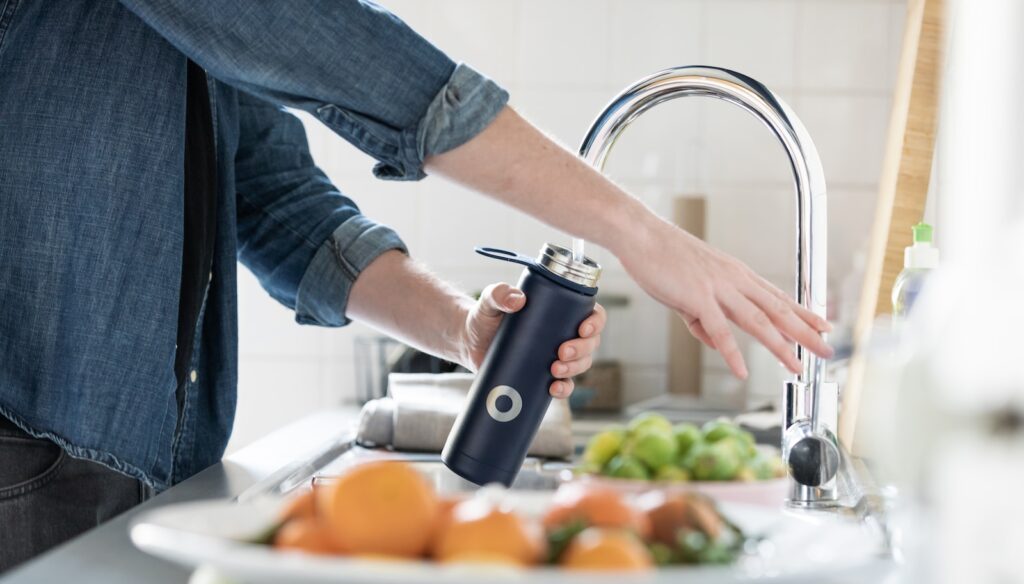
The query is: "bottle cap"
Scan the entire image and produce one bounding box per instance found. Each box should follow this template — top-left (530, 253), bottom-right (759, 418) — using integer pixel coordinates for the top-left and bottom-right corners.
top-left (905, 222), bottom-right (939, 269)
top-left (912, 222), bottom-right (933, 244)
top-left (537, 243), bottom-right (601, 287)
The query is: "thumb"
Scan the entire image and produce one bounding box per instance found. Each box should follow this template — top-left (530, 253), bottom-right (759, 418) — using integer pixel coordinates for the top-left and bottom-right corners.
top-left (479, 283), bottom-right (525, 317)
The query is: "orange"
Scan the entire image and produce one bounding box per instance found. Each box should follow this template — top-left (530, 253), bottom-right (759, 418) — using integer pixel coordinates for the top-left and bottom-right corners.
top-left (318, 461), bottom-right (439, 558)
top-left (433, 498), bottom-right (544, 566)
top-left (560, 527), bottom-right (654, 571)
top-left (278, 489), bottom-right (316, 523)
top-left (542, 484), bottom-right (651, 538)
top-left (274, 518), bottom-right (345, 555)
top-left (435, 495), bottom-right (465, 533)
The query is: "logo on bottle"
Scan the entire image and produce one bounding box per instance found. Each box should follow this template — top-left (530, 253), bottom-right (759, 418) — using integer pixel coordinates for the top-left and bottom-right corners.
top-left (485, 385), bottom-right (522, 422)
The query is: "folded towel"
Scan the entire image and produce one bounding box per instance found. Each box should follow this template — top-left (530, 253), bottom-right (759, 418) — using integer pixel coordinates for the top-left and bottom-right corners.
top-left (356, 373), bottom-right (574, 459)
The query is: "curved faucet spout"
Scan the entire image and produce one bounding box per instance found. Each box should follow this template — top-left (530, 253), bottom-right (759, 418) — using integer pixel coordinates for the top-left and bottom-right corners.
top-left (577, 66), bottom-right (827, 392)
top-left (577, 66), bottom-right (837, 505)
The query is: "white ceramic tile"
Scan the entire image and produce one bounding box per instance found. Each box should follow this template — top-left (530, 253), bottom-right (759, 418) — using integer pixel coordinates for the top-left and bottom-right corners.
top-left (590, 284), bottom-right (669, 369)
top-left (797, 1), bottom-right (892, 92)
top-left (373, 0), bottom-right (435, 32)
top-left (296, 111), bottom-right (379, 183)
top-left (515, 0), bottom-right (612, 88)
top-left (416, 180), bottom-right (516, 267)
top-left (797, 94), bottom-right (890, 186)
top-left (600, 102), bottom-right (704, 186)
top-left (607, 0), bottom-right (704, 90)
top-left (228, 358), bottom-right (324, 453)
top-left (512, 212), bottom-right (568, 257)
top-left (705, 187), bottom-right (796, 280)
top-left (705, 0), bottom-right (798, 91)
top-left (621, 364), bottom-right (669, 405)
top-left (322, 321), bottom-right (377, 365)
top-left (236, 267), bottom-right (331, 358)
top-left (321, 357), bottom-right (360, 407)
top-left (413, 0), bottom-right (522, 88)
top-left (332, 176), bottom-right (425, 254)
top-left (701, 96), bottom-right (801, 187)
top-left (827, 187), bottom-right (877, 281)
top-left (887, 1), bottom-right (908, 90)
top-left (700, 367), bottom-right (747, 406)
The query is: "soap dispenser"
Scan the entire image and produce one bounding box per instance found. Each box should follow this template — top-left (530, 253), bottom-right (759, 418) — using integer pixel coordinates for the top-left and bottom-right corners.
top-left (892, 222), bottom-right (940, 318)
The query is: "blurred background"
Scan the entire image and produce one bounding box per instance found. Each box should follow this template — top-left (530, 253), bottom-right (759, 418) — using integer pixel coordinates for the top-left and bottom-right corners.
top-left (229, 0), bottom-right (910, 452)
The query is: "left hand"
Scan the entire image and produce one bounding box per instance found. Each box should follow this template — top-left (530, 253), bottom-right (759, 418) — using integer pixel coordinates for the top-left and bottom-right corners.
top-left (459, 283), bottom-right (607, 399)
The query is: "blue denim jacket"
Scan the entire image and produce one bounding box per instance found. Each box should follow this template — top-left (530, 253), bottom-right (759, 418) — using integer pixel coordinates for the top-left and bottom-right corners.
top-left (0, 0), bottom-right (508, 489)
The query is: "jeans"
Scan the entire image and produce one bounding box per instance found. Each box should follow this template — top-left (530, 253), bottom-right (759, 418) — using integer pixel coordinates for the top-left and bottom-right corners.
top-left (0, 416), bottom-right (151, 574)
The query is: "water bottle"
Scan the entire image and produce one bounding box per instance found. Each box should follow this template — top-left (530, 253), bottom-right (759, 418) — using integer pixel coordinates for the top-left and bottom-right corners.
top-left (442, 244), bottom-right (601, 486)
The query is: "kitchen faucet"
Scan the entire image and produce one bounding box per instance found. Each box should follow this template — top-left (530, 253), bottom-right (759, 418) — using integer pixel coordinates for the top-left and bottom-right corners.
top-left (577, 66), bottom-right (841, 507)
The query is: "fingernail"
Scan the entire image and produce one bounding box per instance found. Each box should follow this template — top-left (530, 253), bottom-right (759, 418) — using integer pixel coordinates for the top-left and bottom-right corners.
top-left (506, 292), bottom-right (524, 307)
top-left (819, 319), bottom-right (833, 332)
top-left (553, 383), bottom-right (566, 398)
top-left (563, 346), bottom-right (576, 359)
top-left (554, 363), bottom-right (568, 375)
top-left (581, 324), bottom-right (594, 337)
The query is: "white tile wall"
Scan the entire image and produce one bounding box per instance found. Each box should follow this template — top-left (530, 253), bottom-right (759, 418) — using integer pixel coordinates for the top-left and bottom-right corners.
top-left (229, 0), bottom-right (907, 453)
top-left (706, 1), bottom-right (799, 91)
top-left (798, 2), bottom-right (893, 92)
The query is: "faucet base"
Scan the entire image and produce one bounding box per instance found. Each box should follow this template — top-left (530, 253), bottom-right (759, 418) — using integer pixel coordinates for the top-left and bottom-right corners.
top-left (787, 483), bottom-right (839, 508)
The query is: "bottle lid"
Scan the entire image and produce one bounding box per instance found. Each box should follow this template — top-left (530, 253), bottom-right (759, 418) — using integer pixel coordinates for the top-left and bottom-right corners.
top-left (912, 222), bottom-right (933, 244)
top-left (537, 243), bottom-right (601, 287)
top-left (905, 222), bottom-right (939, 269)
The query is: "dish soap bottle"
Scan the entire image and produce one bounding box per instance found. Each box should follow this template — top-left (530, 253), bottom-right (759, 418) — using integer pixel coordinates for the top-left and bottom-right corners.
top-left (892, 222), bottom-right (939, 318)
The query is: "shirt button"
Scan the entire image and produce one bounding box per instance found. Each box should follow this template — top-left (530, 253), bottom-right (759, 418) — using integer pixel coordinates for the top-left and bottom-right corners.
top-left (190, 370), bottom-right (198, 383)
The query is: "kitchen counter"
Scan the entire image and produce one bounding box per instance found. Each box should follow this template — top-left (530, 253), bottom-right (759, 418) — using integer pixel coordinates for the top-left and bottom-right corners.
top-left (0, 407), bottom-right (364, 584)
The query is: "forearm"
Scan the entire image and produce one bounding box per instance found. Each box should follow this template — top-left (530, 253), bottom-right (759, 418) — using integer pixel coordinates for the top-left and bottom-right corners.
top-left (424, 106), bottom-right (654, 257)
top-left (347, 250), bottom-right (472, 366)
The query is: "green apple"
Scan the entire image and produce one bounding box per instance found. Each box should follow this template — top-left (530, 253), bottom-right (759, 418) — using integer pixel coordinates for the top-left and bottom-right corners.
top-left (582, 428), bottom-right (625, 467)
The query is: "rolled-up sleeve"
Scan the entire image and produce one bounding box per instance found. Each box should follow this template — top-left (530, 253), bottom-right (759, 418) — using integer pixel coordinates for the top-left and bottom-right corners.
top-left (236, 92), bottom-right (406, 327)
top-left (294, 216), bottom-right (405, 326)
top-left (119, 0), bottom-right (508, 180)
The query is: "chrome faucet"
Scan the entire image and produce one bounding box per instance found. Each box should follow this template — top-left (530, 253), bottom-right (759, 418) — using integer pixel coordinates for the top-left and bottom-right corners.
top-left (577, 66), bottom-right (841, 507)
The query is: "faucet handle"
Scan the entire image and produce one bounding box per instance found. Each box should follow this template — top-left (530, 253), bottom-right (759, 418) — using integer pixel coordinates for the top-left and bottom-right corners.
top-left (785, 426), bottom-right (841, 487)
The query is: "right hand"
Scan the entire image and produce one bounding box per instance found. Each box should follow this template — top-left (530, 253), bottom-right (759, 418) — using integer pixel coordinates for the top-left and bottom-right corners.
top-left (616, 214), bottom-right (834, 379)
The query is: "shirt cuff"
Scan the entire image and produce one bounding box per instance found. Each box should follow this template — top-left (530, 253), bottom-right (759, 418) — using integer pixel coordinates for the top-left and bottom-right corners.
top-left (294, 215), bottom-right (407, 327)
top-left (373, 63), bottom-right (509, 181)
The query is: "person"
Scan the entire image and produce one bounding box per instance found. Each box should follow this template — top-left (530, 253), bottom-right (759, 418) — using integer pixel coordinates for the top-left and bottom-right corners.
top-left (0, 0), bottom-right (832, 572)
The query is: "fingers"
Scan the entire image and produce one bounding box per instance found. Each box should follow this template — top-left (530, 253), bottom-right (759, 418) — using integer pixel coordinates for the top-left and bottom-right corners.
top-left (557, 335), bottom-right (600, 361)
top-left (549, 378), bottom-right (574, 399)
top-left (552, 355), bottom-right (593, 379)
top-left (477, 282), bottom-right (525, 317)
top-left (721, 289), bottom-right (802, 374)
top-left (681, 312), bottom-right (716, 349)
top-left (578, 303), bottom-right (607, 337)
top-left (753, 274), bottom-right (831, 333)
top-left (746, 284), bottom-right (834, 360)
top-left (698, 303), bottom-right (748, 379)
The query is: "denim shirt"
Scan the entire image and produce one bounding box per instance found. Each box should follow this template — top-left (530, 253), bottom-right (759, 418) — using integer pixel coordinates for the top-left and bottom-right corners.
top-left (0, 0), bottom-right (508, 489)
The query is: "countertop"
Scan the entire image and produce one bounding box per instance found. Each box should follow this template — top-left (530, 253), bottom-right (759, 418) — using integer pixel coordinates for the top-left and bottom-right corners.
top-left (0, 408), bottom-right (364, 584)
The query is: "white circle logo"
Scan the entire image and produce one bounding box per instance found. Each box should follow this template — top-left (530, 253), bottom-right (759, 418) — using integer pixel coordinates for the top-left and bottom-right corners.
top-left (485, 385), bottom-right (522, 422)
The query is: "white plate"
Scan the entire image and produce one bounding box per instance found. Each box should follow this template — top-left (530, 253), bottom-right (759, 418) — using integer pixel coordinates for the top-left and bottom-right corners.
top-left (569, 475), bottom-right (791, 507)
top-left (130, 492), bottom-right (890, 583)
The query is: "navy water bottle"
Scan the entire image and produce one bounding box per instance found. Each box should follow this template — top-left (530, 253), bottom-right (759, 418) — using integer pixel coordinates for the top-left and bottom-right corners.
top-left (442, 243), bottom-right (601, 486)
